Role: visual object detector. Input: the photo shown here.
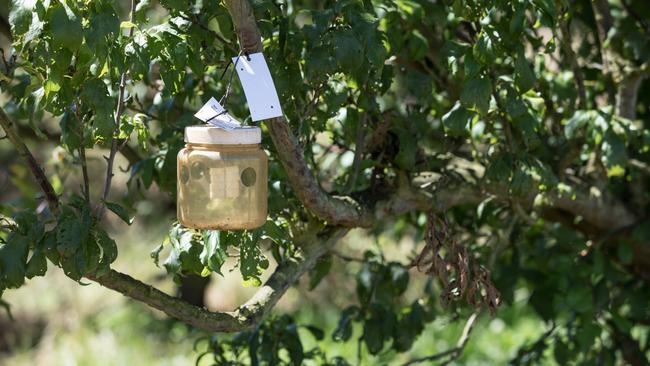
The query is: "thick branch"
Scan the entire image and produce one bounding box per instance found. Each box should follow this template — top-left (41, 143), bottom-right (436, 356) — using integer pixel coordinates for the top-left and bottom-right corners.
top-left (87, 269), bottom-right (244, 332)
top-left (0, 107), bottom-right (60, 214)
top-left (89, 227), bottom-right (348, 332)
top-left (615, 72), bottom-right (643, 119)
top-left (0, 14), bottom-right (11, 41)
top-left (223, 0), bottom-right (371, 228)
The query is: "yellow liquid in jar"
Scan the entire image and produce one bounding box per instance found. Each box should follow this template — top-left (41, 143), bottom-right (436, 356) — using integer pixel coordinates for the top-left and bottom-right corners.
top-left (177, 144), bottom-right (267, 230)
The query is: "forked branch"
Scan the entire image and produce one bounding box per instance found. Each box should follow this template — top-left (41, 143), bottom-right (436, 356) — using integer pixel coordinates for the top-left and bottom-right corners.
top-left (223, 0), bottom-right (372, 228)
top-left (89, 227), bottom-right (348, 332)
top-left (401, 311), bottom-right (481, 366)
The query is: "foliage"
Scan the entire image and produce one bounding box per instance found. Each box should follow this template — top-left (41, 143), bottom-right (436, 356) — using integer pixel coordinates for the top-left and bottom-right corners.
top-left (1, 0), bottom-right (650, 365)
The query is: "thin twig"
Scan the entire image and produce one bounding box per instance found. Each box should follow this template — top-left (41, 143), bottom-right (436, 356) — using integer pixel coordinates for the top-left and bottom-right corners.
top-left (100, 0), bottom-right (138, 215)
top-left (621, 0), bottom-right (649, 34)
top-left (178, 14), bottom-right (238, 54)
top-left (331, 250), bottom-right (365, 263)
top-left (0, 107), bottom-right (60, 214)
top-left (74, 110), bottom-right (91, 202)
top-left (402, 311), bottom-right (481, 366)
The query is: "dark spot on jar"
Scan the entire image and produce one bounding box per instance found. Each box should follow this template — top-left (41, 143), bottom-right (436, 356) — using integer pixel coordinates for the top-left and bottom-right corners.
top-left (241, 167), bottom-right (257, 187)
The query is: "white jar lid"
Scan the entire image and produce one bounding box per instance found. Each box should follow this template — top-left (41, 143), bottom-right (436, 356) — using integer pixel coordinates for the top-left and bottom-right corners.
top-left (184, 125), bottom-right (262, 145)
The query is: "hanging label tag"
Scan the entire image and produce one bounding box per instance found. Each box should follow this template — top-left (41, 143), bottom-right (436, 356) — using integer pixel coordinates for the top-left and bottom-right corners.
top-left (232, 52), bottom-right (283, 121)
top-left (207, 112), bottom-right (241, 131)
top-left (194, 97), bottom-right (226, 122)
top-left (194, 97), bottom-right (241, 131)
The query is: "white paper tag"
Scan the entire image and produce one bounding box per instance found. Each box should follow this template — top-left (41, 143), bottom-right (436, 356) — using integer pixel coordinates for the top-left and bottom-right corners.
top-left (194, 97), bottom-right (225, 121)
top-left (232, 52), bottom-right (283, 121)
top-left (194, 97), bottom-right (241, 130)
top-left (207, 112), bottom-right (241, 131)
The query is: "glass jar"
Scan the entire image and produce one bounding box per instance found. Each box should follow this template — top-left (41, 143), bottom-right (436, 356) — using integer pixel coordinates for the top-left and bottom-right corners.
top-left (177, 126), bottom-right (267, 230)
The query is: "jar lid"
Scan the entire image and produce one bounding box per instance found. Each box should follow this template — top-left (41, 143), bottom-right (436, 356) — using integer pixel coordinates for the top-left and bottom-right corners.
top-left (184, 126), bottom-right (262, 145)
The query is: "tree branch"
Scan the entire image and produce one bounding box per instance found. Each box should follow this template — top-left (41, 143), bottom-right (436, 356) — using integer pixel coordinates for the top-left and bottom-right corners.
top-left (615, 72), bottom-right (643, 119)
top-left (591, 0), bottom-right (647, 119)
top-left (401, 311), bottom-right (480, 366)
top-left (0, 14), bottom-right (11, 42)
top-left (558, 13), bottom-right (587, 109)
top-left (100, 0), bottom-right (138, 214)
top-left (0, 107), bottom-right (60, 214)
top-left (591, 0), bottom-right (615, 79)
top-left (88, 226), bottom-right (348, 332)
top-left (222, 0), bottom-right (371, 228)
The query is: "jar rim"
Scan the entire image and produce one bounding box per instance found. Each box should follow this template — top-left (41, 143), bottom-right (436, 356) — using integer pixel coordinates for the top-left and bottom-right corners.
top-left (184, 125), bottom-right (262, 145)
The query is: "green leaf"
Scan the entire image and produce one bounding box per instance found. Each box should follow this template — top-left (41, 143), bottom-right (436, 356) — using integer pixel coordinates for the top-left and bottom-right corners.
top-left (25, 247), bottom-right (47, 279)
top-left (59, 111), bottom-right (81, 150)
top-left (332, 306), bottom-right (359, 342)
top-left (261, 220), bottom-right (290, 244)
top-left (514, 49), bottom-right (536, 92)
top-left (509, 3), bottom-right (526, 35)
top-left (309, 254), bottom-right (332, 290)
top-left (304, 325), bottom-right (325, 341)
top-left (601, 130), bottom-right (628, 177)
top-left (460, 76), bottom-right (492, 115)
top-left (0, 233), bottom-right (30, 288)
top-left (393, 302), bottom-right (427, 352)
top-left (442, 102), bottom-right (475, 137)
top-left (408, 30), bottom-right (429, 60)
top-left (388, 263), bottom-right (409, 295)
top-left (81, 78), bottom-right (115, 142)
top-left (85, 5), bottom-right (120, 55)
top-left (239, 231), bottom-right (267, 284)
top-left (164, 225), bottom-right (203, 276)
top-left (200, 230), bottom-right (226, 275)
top-left (104, 201), bottom-right (135, 225)
top-left (363, 319), bottom-right (383, 355)
top-left (333, 29), bottom-right (364, 72)
top-left (56, 210), bottom-right (90, 257)
top-left (473, 32), bottom-right (495, 65)
top-left (150, 243), bottom-right (163, 267)
top-left (363, 304), bottom-right (394, 355)
top-left (50, 3), bottom-right (83, 51)
top-left (9, 0), bottom-right (35, 37)
top-left (283, 324), bottom-right (304, 366)
top-left (554, 340), bottom-right (570, 364)
top-left (96, 228), bottom-right (118, 271)
top-left (564, 110), bottom-right (605, 139)
top-left (163, 245), bottom-right (181, 274)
